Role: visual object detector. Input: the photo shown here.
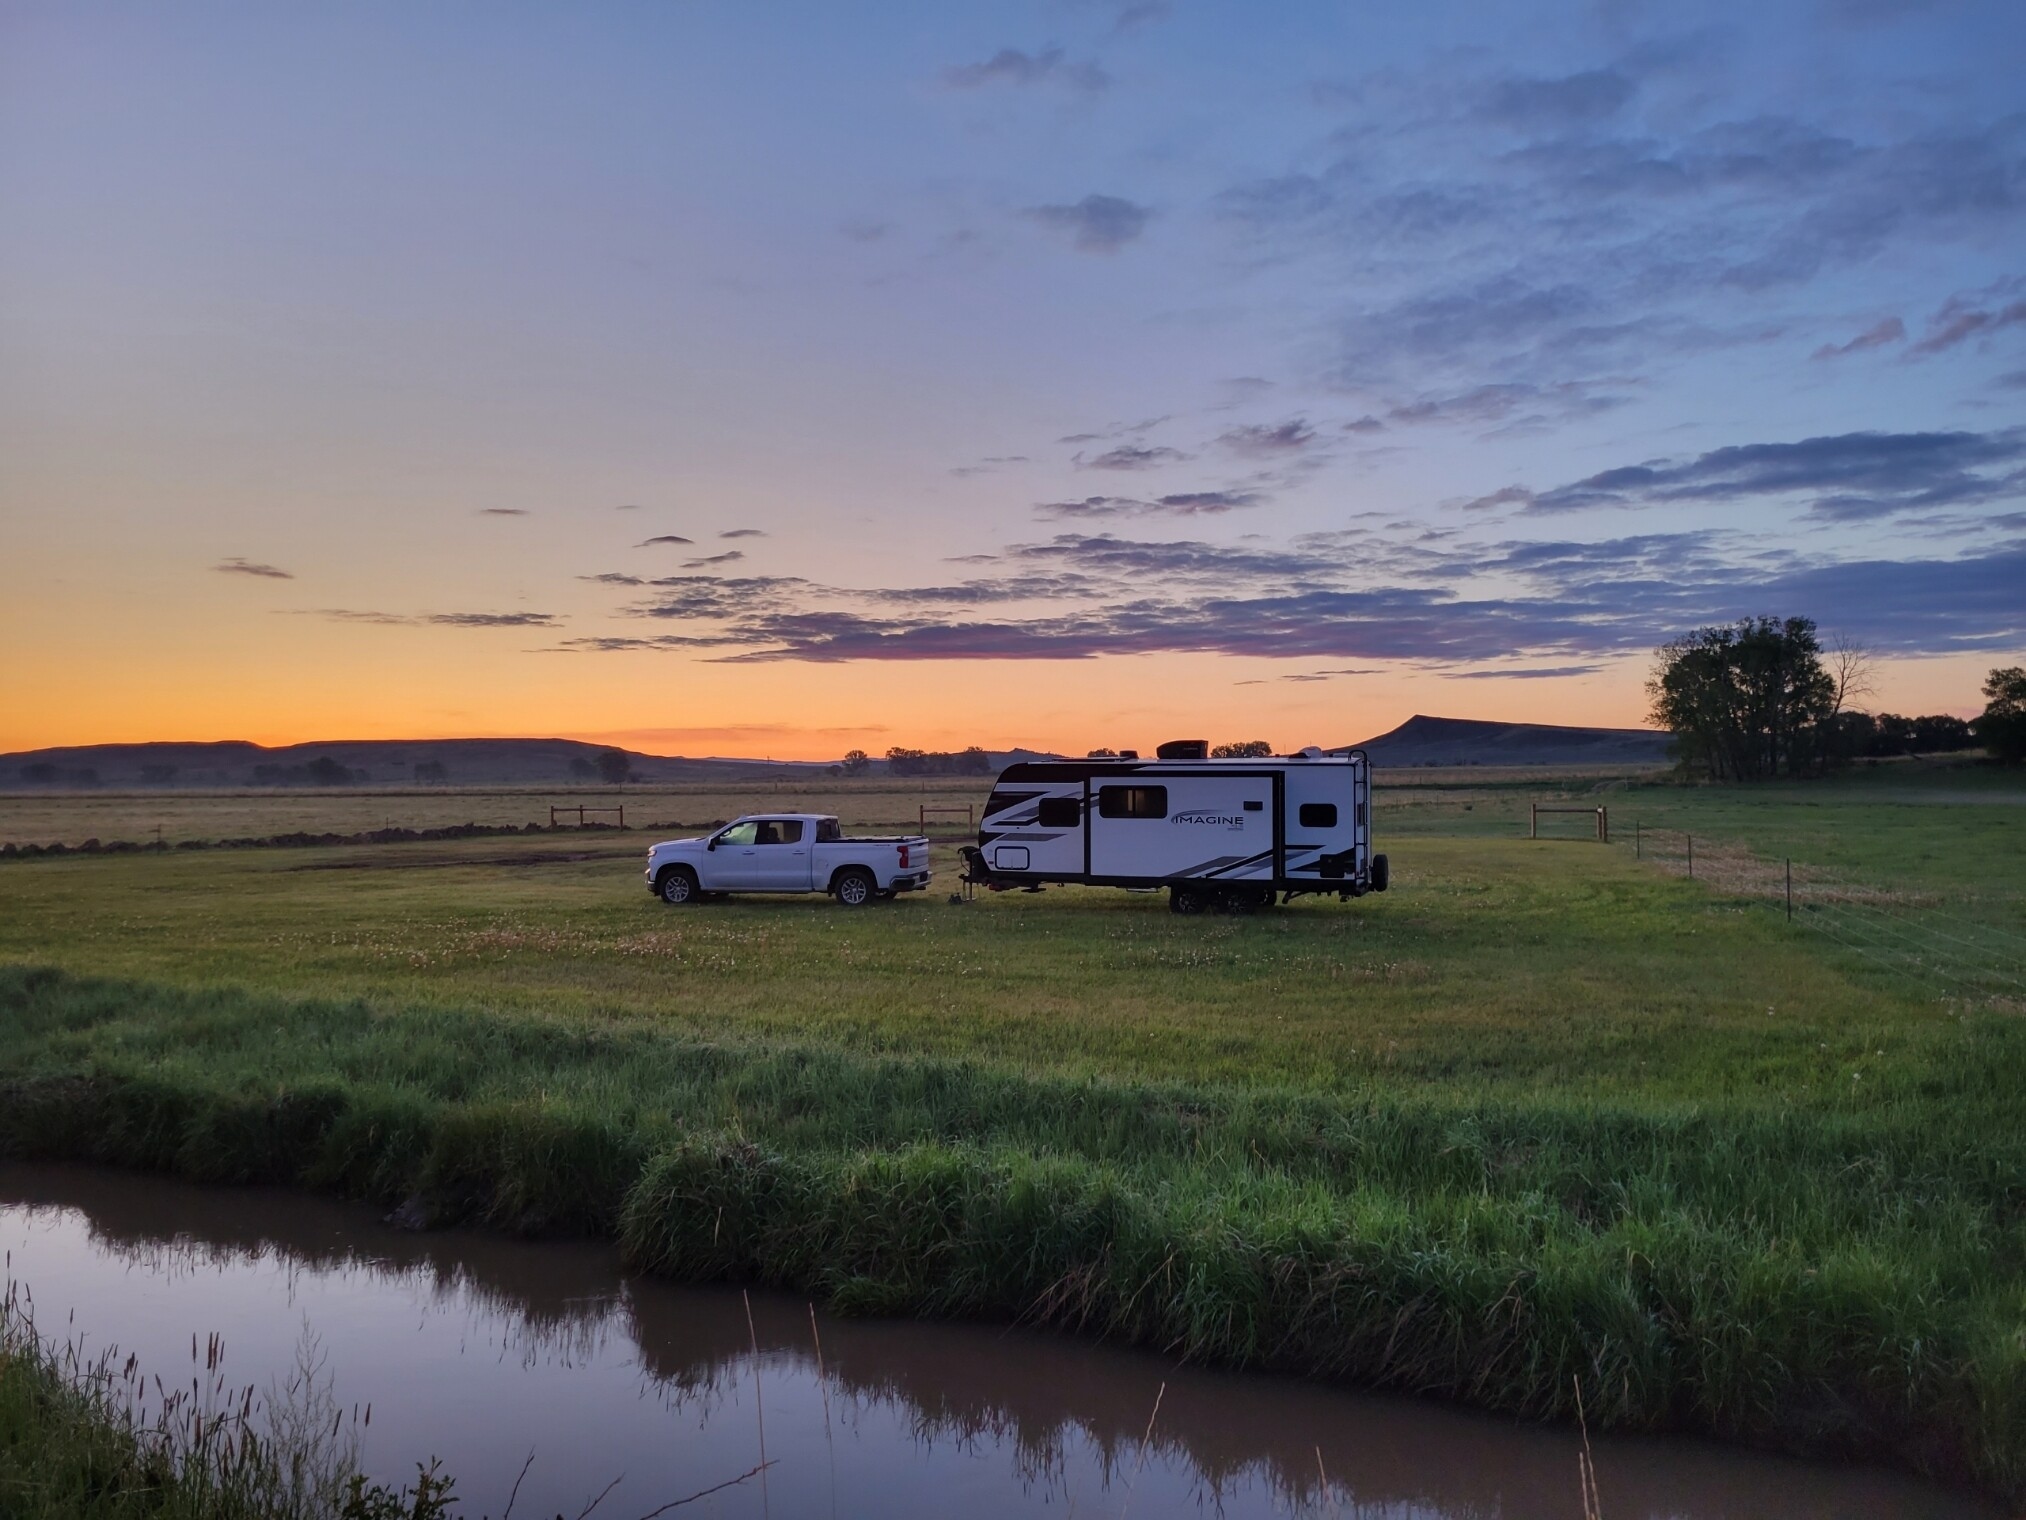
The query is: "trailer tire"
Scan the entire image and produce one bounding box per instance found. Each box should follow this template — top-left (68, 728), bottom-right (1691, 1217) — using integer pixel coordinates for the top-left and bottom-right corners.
top-left (657, 866), bottom-right (699, 905)
top-left (834, 868), bottom-right (876, 907)
top-left (1169, 883), bottom-right (1209, 915)
top-left (1371, 853), bottom-right (1390, 893)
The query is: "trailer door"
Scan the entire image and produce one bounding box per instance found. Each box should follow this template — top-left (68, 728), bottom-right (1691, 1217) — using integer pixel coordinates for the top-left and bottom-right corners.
top-left (1087, 770), bottom-right (1276, 883)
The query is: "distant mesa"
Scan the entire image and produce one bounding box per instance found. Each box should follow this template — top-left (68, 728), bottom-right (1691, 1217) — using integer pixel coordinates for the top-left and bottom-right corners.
top-left (1334, 714), bottom-right (1672, 767)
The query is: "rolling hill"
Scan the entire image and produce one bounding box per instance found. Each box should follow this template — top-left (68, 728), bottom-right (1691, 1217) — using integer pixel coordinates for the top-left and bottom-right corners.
top-left (1335, 714), bottom-right (1674, 767)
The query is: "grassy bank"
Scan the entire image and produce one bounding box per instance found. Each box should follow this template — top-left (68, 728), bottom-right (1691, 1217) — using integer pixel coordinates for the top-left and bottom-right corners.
top-left (1, 964), bottom-right (2020, 1503)
top-left (0, 1286), bottom-right (452, 1518)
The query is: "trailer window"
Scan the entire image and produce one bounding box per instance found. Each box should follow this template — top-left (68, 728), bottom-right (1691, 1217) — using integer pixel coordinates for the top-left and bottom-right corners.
top-left (1037, 796), bottom-right (1081, 827)
top-left (1298, 803), bottom-right (1338, 829)
top-left (1097, 785), bottom-right (1167, 820)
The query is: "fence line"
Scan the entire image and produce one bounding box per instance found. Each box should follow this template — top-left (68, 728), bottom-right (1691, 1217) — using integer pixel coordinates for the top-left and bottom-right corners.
top-left (1630, 824), bottom-right (2025, 1000)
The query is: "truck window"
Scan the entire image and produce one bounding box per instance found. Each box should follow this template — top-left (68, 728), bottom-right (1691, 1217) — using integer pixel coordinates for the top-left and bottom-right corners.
top-left (754, 819), bottom-right (803, 845)
top-left (815, 819), bottom-right (841, 842)
top-left (1298, 803), bottom-right (1338, 829)
top-left (716, 822), bottom-right (758, 847)
top-left (1037, 796), bottom-right (1080, 827)
top-left (1097, 785), bottom-right (1167, 820)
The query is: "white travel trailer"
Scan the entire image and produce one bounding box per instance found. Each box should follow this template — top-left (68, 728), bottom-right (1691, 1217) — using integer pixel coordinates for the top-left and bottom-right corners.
top-left (963, 741), bottom-right (1389, 913)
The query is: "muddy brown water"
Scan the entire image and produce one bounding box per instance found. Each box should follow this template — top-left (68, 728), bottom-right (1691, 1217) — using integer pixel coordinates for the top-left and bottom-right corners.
top-left (0, 1164), bottom-right (1993, 1519)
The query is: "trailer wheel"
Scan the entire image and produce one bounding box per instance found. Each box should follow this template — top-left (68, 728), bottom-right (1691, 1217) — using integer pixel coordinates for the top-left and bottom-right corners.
top-left (657, 866), bottom-right (699, 905)
top-left (1371, 853), bottom-right (1390, 893)
top-left (834, 868), bottom-right (875, 907)
top-left (1169, 883), bottom-right (1209, 915)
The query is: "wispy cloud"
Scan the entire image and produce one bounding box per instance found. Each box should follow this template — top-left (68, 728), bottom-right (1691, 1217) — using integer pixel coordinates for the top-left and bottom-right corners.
top-left (1445, 664), bottom-right (1604, 679)
top-left (1023, 194), bottom-right (1151, 252)
top-left (1519, 428), bottom-right (2026, 521)
top-left (681, 550), bottom-right (746, 568)
top-left (1812, 317), bottom-right (1905, 360)
top-left (1909, 283), bottom-right (2026, 356)
top-left (1217, 419), bottom-right (1317, 457)
top-left (477, 508), bottom-right (529, 517)
top-left (1074, 443), bottom-right (1187, 470)
top-left (213, 557), bottom-right (293, 580)
top-left (637, 535), bottom-right (695, 547)
top-left (1035, 491), bottom-right (1263, 519)
top-left (719, 528), bottom-right (768, 539)
top-left (302, 609), bottom-right (558, 628)
top-left (943, 44), bottom-right (1109, 93)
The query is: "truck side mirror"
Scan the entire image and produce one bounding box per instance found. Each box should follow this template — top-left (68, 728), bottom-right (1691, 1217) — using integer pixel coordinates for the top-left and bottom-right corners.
top-left (706, 837), bottom-right (717, 851)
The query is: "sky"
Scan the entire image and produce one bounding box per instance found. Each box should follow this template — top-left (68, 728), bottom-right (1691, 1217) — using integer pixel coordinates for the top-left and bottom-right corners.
top-left (3, 0), bottom-right (2022, 758)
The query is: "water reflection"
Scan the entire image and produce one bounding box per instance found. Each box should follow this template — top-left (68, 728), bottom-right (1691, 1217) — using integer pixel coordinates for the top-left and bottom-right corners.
top-left (0, 1163), bottom-right (1989, 1520)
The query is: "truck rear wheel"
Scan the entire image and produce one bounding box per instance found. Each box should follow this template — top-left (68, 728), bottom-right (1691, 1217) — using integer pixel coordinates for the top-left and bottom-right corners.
top-left (834, 868), bottom-right (875, 907)
top-left (658, 865), bottom-right (699, 905)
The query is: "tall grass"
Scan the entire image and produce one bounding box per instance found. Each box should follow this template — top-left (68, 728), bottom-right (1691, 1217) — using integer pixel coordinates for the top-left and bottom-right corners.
top-left (2, 965), bottom-right (2019, 1504)
top-left (0, 1282), bottom-right (454, 1519)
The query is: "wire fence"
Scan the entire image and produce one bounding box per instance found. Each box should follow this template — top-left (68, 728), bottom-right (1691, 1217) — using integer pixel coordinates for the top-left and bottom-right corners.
top-left (1632, 826), bottom-right (2026, 1002)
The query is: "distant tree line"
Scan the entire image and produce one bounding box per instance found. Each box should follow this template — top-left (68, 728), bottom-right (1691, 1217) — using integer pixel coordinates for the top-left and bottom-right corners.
top-left (882, 746), bottom-right (995, 776)
top-left (1650, 617), bottom-right (2018, 780)
top-left (569, 749), bottom-right (635, 784)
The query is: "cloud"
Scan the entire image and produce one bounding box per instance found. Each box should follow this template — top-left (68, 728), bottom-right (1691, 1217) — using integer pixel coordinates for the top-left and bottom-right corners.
top-left (719, 528), bottom-right (768, 539)
top-left (1812, 317), bottom-right (1905, 360)
top-left (580, 573), bottom-right (645, 586)
top-left (424, 612), bottom-right (558, 628)
top-left (1383, 381), bottom-right (1629, 431)
top-left (477, 508), bottom-right (529, 517)
top-left (950, 455), bottom-right (1032, 477)
top-left (1444, 664), bottom-right (1604, 679)
top-left (213, 557), bottom-right (293, 580)
top-left (302, 609), bottom-right (558, 628)
top-left (637, 535), bottom-right (695, 547)
top-left (1459, 485), bottom-right (1536, 513)
top-left (1217, 419), bottom-right (1317, 457)
top-left (839, 219), bottom-right (889, 243)
top-left (1997, 370), bottom-right (2026, 390)
top-left (1477, 69), bottom-right (1635, 128)
top-left (1524, 429), bottom-right (2026, 521)
top-left (1112, 2), bottom-right (1169, 33)
top-left (1074, 443), bottom-right (1187, 471)
top-left (1035, 491), bottom-right (1264, 520)
top-left (1023, 194), bottom-right (1151, 252)
top-left (681, 551), bottom-right (746, 568)
top-left (1909, 287), bottom-right (2026, 356)
top-left (943, 45), bottom-right (1109, 93)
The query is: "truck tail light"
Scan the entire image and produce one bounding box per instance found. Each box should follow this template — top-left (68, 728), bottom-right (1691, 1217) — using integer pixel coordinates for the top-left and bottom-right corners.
top-left (898, 845), bottom-right (911, 868)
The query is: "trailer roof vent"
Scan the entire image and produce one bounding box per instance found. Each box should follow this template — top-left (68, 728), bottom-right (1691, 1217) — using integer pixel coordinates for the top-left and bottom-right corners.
top-left (1117, 749), bottom-right (1139, 760)
top-left (1156, 739), bottom-right (1209, 760)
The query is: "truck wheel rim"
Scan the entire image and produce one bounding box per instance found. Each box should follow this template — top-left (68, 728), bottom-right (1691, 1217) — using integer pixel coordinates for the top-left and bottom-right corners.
top-left (840, 876), bottom-right (868, 904)
top-left (663, 874), bottom-right (690, 902)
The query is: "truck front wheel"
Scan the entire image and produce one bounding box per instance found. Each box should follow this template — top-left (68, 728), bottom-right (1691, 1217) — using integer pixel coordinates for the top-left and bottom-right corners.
top-left (834, 868), bottom-right (875, 907)
top-left (657, 865), bottom-right (700, 905)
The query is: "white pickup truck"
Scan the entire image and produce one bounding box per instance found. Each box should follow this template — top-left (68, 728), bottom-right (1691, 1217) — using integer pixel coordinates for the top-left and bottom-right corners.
top-left (645, 814), bottom-right (932, 906)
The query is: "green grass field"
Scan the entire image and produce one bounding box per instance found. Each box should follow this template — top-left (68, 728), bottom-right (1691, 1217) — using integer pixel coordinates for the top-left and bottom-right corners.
top-left (1, 761), bottom-right (2022, 1502)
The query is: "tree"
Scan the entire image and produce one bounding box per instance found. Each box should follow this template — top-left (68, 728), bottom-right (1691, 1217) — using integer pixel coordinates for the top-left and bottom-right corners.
top-left (1975, 667), bottom-right (2026, 764)
top-left (840, 749), bottom-right (870, 777)
top-left (1211, 740), bottom-right (1273, 758)
top-left (956, 745), bottom-right (994, 775)
top-left (1647, 617), bottom-right (1840, 781)
top-left (1085, 748), bottom-right (1118, 759)
top-left (593, 748), bottom-right (633, 786)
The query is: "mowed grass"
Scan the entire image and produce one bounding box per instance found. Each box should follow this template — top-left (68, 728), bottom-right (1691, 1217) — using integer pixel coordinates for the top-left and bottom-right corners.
top-left (0, 832), bottom-right (1982, 1098)
top-left (1, 766), bottom-right (2022, 1501)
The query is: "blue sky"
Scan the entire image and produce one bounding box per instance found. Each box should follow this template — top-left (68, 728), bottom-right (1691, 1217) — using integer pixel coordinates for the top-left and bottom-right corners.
top-left (3, 0), bottom-right (2021, 751)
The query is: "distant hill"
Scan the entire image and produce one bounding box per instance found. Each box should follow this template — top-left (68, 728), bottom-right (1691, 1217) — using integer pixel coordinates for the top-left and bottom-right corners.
top-left (1334, 714), bottom-right (1674, 768)
top-left (0, 738), bottom-right (1062, 789)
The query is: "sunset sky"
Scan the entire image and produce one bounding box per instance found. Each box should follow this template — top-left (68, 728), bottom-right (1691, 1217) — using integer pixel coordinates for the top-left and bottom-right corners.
top-left (4, 1), bottom-right (2022, 758)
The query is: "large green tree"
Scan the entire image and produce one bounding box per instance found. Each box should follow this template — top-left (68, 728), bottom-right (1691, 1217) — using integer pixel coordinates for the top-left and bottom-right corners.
top-left (1647, 617), bottom-right (1841, 781)
top-left (1975, 667), bottom-right (2026, 764)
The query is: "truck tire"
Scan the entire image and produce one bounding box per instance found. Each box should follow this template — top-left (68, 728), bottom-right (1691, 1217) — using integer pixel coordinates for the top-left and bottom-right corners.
top-left (1169, 883), bottom-right (1208, 915)
top-left (657, 865), bottom-right (699, 905)
top-left (1371, 853), bottom-right (1390, 893)
top-left (833, 868), bottom-right (875, 907)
